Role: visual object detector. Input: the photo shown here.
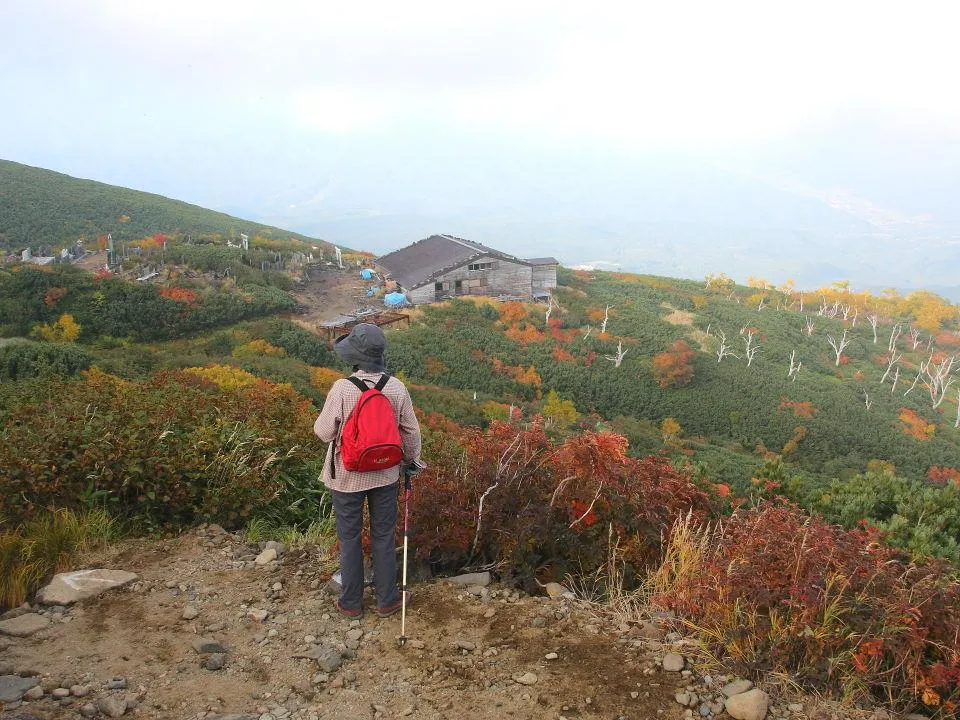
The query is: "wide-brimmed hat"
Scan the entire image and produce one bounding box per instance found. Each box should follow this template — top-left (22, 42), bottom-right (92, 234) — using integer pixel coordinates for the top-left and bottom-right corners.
top-left (333, 323), bottom-right (387, 372)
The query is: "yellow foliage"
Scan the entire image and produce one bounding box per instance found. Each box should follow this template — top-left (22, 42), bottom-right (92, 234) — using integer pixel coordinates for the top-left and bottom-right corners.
top-left (661, 417), bottom-right (682, 438)
top-left (310, 366), bottom-right (343, 394)
top-left (481, 401), bottom-right (511, 422)
top-left (542, 389), bottom-right (579, 426)
top-left (184, 364), bottom-right (260, 391)
top-left (232, 339), bottom-right (287, 358)
top-left (32, 313), bottom-right (81, 342)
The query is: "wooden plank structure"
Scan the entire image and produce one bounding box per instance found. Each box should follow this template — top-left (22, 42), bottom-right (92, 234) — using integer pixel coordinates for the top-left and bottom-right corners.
top-left (318, 310), bottom-right (411, 341)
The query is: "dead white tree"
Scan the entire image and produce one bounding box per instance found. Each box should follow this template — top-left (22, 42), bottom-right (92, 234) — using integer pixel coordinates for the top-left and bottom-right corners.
top-left (890, 366), bottom-right (900, 392)
top-left (888, 323), bottom-right (903, 353)
top-left (867, 314), bottom-right (880, 344)
top-left (903, 358), bottom-right (929, 397)
top-left (798, 293), bottom-right (804, 313)
top-left (850, 308), bottom-right (858, 327)
top-left (756, 296), bottom-right (766, 312)
top-left (544, 295), bottom-right (555, 324)
top-left (841, 304), bottom-right (852, 321)
top-left (909, 327), bottom-right (923, 350)
top-left (601, 305), bottom-right (613, 334)
top-left (817, 297), bottom-right (829, 317)
top-left (582, 326), bottom-right (593, 340)
top-left (804, 316), bottom-right (816, 336)
top-left (788, 349), bottom-right (802, 381)
top-left (880, 346), bottom-right (902, 385)
top-left (922, 354), bottom-right (957, 408)
top-left (741, 327), bottom-right (760, 366)
top-left (827, 328), bottom-right (851, 366)
top-left (604, 340), bottom-right (628, 368)
top-left (863, 390), bottom-right (872, 410)
top-left (715, 330), bottom-right (740, 363)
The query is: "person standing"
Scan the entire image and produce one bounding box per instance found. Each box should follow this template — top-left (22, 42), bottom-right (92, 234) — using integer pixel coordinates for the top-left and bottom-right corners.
top-left (314, 323), bottom-right (423, 618)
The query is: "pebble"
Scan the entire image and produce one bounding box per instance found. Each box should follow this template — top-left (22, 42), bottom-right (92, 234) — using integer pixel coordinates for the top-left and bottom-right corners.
top-left (311, 673), bottom-right (329, 685)
top-left (530, 616), bottom-right (547, 628)
top-left (346, 629), bottom-right (363, 641)
top-left (53, 687), bottom-right (71, 698)
top-left (545, 652), bottom-right (558, 660)
top-left (182, 605), bottom-right (199, 620)
top-left (676, 692), bottom-right (691, 705)
top-left (543, 582), bottom-right (569, 599)
top-left (447, 572), bottom-right (492, 587)
top-left (700, 703), bottom-right (712, 716)
top-left (722, 679), bottom-right (755, 697)
top-left (247, 609), bottom-right (270, 622)
top-left (455, 640), bottom-right (477, 652)
top-left (788, 704), bottom-right (803, 714)
top-left (255, 549), bottom-right (278, 565)
top-left (725, 688), bottom-right (770, 720)
top-left (192, 637), bottom-right (229, 654)
top-left (662, 653), bottom-right (685, 672)
top-left (80, 702), bottom-right (98, 717)
top-left (105, 677), bottom-right (128, 690)
top-left (512, 672), bottom-right (538, 686)
top-left (71, 684), bottom-right (91, 697)
top-left (304, 635), bottom-right (317, 644)
top-left (97, 695), bottom-right (129, 717)
top-left (24, 685), bottom-right (44, 700)
top-left (483, 608), bottom-right (496, 619)
top-left (267, 629), bottom-right (279, 638)
top-left (206, 653), bottom-right (227, 671)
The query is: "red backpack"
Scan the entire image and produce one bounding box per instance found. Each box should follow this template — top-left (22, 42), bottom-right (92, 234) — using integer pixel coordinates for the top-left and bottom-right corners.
top-left (333, 374), bottom-right (404, 475)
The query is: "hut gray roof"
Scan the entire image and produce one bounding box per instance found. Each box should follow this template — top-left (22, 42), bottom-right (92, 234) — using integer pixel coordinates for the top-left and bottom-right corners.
top-left (377, 234), bottom-right (529, 289)
top-left (526, 257), bottom-right (559, 266)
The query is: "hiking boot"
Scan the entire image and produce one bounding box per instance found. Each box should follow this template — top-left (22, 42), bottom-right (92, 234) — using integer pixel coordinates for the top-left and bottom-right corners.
top-left (335, 599), bottom-right (362, 619)
top-left (375, 591), bottom-right (412, 618)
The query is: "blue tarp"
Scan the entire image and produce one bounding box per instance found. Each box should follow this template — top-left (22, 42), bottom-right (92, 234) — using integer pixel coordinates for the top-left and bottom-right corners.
top-left (360, 268), bottom-right (374, 280)
top-left (384, 292), bottom-right (407, 307)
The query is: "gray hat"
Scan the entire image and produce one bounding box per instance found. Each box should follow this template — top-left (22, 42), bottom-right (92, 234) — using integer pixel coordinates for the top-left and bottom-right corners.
top-left (333, 323), bottom-right (387, 372)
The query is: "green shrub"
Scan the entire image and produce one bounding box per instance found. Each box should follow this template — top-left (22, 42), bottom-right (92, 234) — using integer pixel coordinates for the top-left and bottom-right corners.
top-left (0, 340), bottom-right (91, 380)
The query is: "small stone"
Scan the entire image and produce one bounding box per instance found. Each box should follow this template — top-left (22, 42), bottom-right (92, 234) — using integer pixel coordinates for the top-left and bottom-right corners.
top-left (725, 689), bottom-right (769, 720)
top-left (0, 613), bottom-right (51, 637)
top-left (182, 605), bottom-right (199, 620)
top-left (676, 692), bottom-right (692, 706)
top-left (700, 703), bottom-right (712, 716)
top-left (630, 691), bottom-right (640, 699)
top-left (264, 540), bottom-right (286, 556)
top-left (206, 653), bottom-right (227, 671)
top-left (662, 653), bottom-right (685, 672)
top-left (512, 672), bottom-right (538, 686)
top-left (267, 629), bottom-right (279, 638)
top-left (788, 704), bottom-right (803, 714)
top-left (23, 684), bottom-right (44, 700)
top-left (247, 608), bottom-right (270, 622)
top-left (105, 677), bottom-right (128, 690)
top-left (447, 572), bottom-right (492, 587)
top-left (164, 580), bottom-right (177, 589)
top-left (272, 582), bottom-right (283, 591)
top-left (483, 608), bottom-right (496, 619)
top-left (53, 687), bottom-right (72, 698)
top-left (255, 549), bottom-right (278, 565)
top-left (37, 569), bottom-right (138, 605)
top-left (330, 677), bottom-right (344, 689)
top-left (71, 684), bottom-right (91, 697)
top-left (721, 680), bottom-right (755, 697)
top-left (543, 582), bottom-right (568, 599)
top-left (634, 621), bottom-right (665, 641)
top-left (311, 672), bottom-right (329, 685)
top-left (97, 695), bottom-right (129, 717)
top-left (346, 629), bottom-right (363, 641)
top-left (81, 702), bottom-right (99, 718)
top-left (545, 652), bottom-right (559, 660)
top-left (455, 640), bottom-right (477, 652)
top-left (192, 637), bottom-right (229, 654)
top-left (530, 616), bottom-right (547, 629)
top-left (304, 635), bottom-right (317, 644)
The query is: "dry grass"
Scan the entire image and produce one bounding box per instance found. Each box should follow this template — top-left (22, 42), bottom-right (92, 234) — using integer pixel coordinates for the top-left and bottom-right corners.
top-left (0, 508), bottom-right (116, 609)
top-left (661, 302), bottom-right (696, 326)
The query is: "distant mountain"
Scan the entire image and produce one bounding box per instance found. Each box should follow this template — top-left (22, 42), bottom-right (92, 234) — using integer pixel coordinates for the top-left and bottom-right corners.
top-left (0, 159), bottom-right (326, 251)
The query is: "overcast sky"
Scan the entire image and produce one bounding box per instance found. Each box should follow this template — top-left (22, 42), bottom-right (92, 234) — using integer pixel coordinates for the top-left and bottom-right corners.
top-left (3, 1), bottom-right (960, 286)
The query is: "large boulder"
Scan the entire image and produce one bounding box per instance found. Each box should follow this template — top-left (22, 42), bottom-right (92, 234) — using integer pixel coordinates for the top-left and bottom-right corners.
top-left (36, 569), bottom-right (138, 605)
top-left (447, 572), bottom-right (491, 588)
top-left (725, 688), bottom-right (770, 720)
top-left (0, 675), bottom-right (39, 703)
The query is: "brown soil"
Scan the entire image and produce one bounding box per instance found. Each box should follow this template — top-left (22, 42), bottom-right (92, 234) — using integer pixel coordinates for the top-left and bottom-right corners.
top-left (1, 529), bottom-right (688, 720)
top-left (292, 268), bottom-right (380, 331)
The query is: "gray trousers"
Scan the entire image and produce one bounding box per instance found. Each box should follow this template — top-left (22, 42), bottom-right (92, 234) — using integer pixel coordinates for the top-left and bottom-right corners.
top-left (331, 482), bottom-right (399, 612)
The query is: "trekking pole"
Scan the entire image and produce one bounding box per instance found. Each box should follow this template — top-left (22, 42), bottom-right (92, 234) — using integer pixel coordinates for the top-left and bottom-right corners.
top-left (398, 464), bottom-right (413, 646)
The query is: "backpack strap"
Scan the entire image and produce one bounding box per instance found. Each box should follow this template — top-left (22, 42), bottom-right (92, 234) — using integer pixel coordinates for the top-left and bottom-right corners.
top-left (345, 376), bottom-right (369, 393)
top-left (374, 373), bottom-right (390, 391)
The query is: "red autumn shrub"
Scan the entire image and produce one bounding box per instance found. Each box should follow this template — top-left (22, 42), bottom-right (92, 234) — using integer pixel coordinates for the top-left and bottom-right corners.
top-left (407, 420), bottom-right (713, 590)
top-left (653, 502), bottom-right (960, 710)
top-left (651, 340), bottom-right (696, 388)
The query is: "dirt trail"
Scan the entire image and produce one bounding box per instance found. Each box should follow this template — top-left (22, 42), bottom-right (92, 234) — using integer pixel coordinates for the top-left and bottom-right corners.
top-left (1, 527), bottom-right (692, 720)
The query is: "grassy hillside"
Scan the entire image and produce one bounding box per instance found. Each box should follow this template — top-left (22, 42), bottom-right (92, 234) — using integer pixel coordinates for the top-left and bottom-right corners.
top-left (0, 159), bottom-right (324, 250)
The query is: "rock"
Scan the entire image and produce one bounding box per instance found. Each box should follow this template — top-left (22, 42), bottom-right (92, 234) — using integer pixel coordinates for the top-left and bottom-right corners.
top-left (36, 569), bottom-right (137, 605)
top-left (634, 621), bottom-right (665, 641)
top-left (192, 637), bottom-right (229, 654)
top-left (545, 652), bottom-right (559, 660)
top-left (23, 685), bottom-right (44, 700)
top-left (182, 605), bottom-right (199, 620)
top-left (255, 549), bottom-right (278, 565)
top-left (543, 582), bottom-right (568, 599)
top-left (80, 703), bottom-right (99, 718)
top-left (97, 695), bottom-right (129, 717)
top-left (700, 703), bottom-right (712, 717)
top-left (530, 616), bottom-right (547, 629)
top-left (0, 613), bottom-right (50, 637)
top-left (292, 645), bottom-right (343, 673)
top-left (512, 672), bottom-right (538, 686)
top-left (311, 672), bottom-right (329, 685)
top-left (788, 704), bottom-right (803, 714)
top-left (105, 677), bottom-right (127, 690)
top-left (206, 653), bottom-right (227, 671)
top-left (721, 680), bottom-right (755, 697)
top-left (70, 684), bottom-right (91, 697)
top-left (455, 640), bottom-right (476, 652)
top-left (465, 585), bottom-right (485, 596)
top-left (447, 572), bottom-right (491, 587)
top-left (53, 687), bottom-right (71, 698)
top-left (407, 640), bottom-right (425, 649)
top-left (662, 653), bottom-right (686, 672)
top-left (264, 540), bottom-right (286, 556)
top-left (676, 692), bottom-right (692, 706)
top-left (205, 716), bottom-right (260, 720)
top-left (482, 608), bottom-right (496, 619)
top-left (345, 629), bottom-right (363, 642)
top-left (0, 675), bottom-right (39, 703)
top-left (247, 608), bottom-right (270, 622)
top-left (725, 689), bottom-right (769, 720)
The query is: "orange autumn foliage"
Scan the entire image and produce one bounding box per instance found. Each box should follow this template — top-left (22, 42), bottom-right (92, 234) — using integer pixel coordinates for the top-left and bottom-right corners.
top-left (927, 466), bottom-right (960, 486)
top-left (499, 301), bottom-right (528, 325)
top-left (159, 286), bottom-right (198, 304)
top-left (779, 398), bottom-right (817, 418)
top-left (651, 340), bottom-right (696, 388)
top-left (505, 324), bottom-right (546, 345)
top-left (899, 408), bottom-right (935, 441)
top-left (552, 346), bottom-right (576, 363)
